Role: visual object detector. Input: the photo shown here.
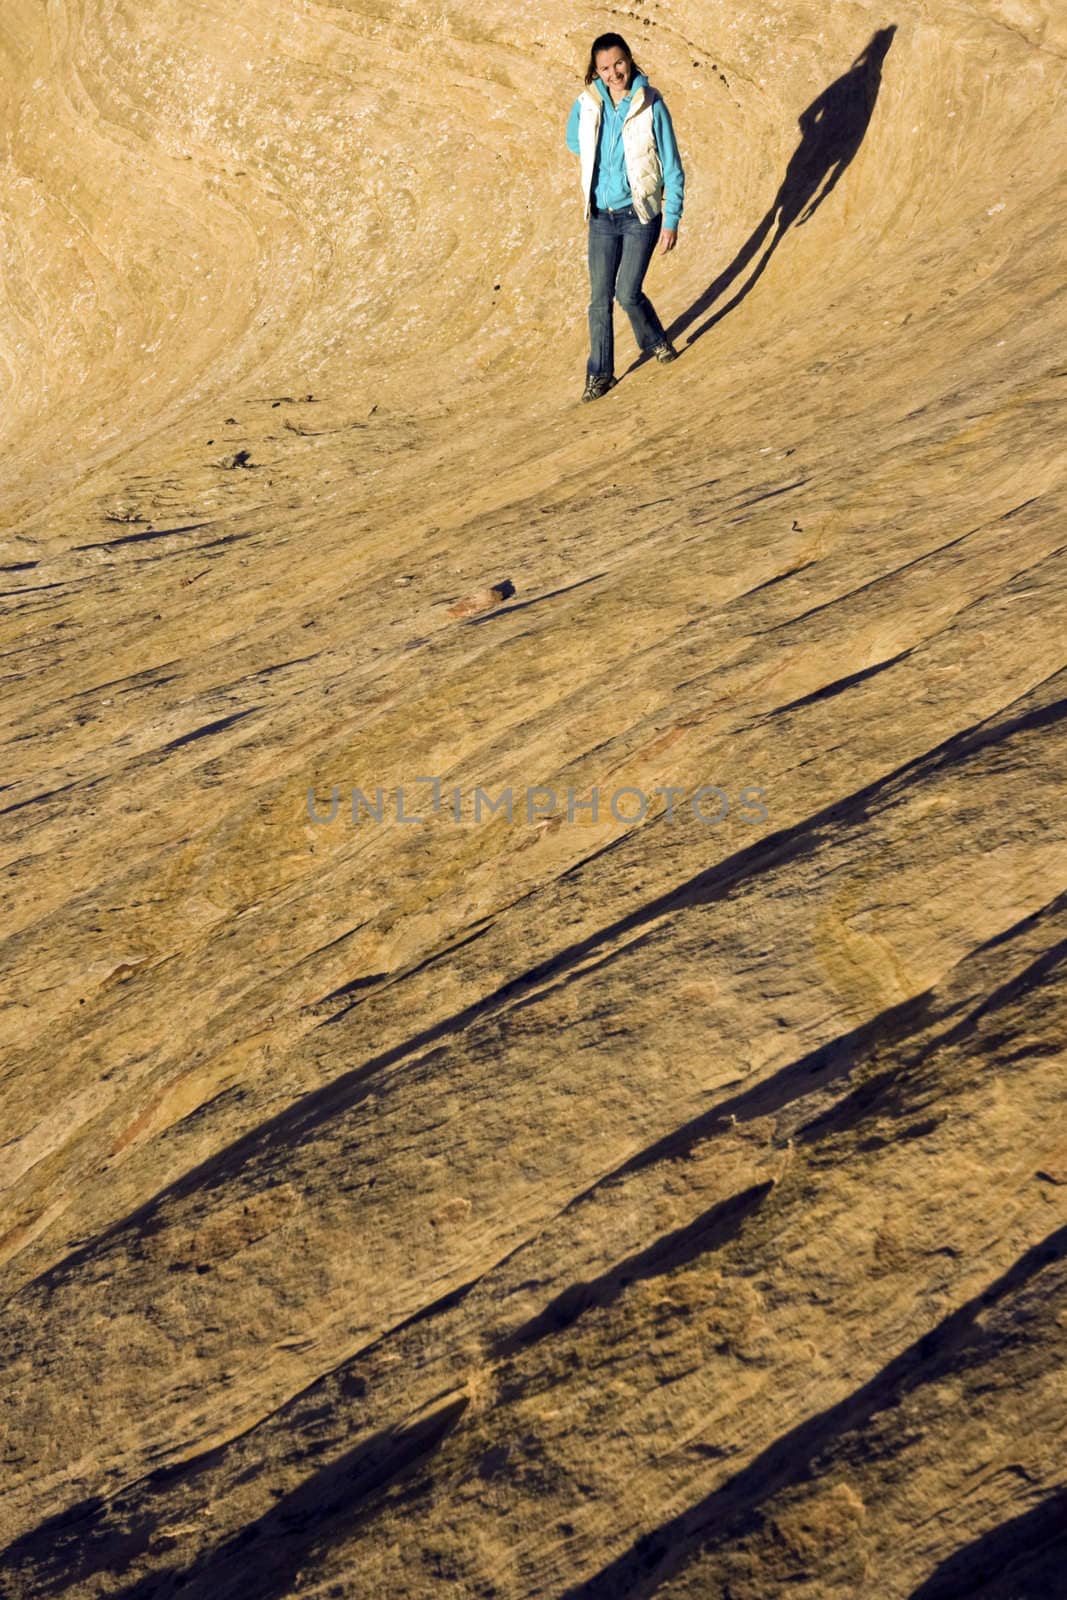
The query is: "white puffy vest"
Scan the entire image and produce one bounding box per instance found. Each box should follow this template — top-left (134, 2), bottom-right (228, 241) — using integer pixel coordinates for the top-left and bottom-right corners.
top-left (577, 82), bottom-right (665, 224)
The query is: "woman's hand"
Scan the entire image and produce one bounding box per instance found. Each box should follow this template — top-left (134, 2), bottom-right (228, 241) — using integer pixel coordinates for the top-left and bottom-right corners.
top-left (660, 227), bottom-right (678, 253)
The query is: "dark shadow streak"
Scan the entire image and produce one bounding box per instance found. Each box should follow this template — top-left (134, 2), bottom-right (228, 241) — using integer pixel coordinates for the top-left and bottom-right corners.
top-left (0, 1398), bottom-right (469, 1600)
top-left (561, 1225), bottom-right (1067, 1599)
top-left (493, 1182), bottom-right (773, 1358)
top-left (315, 921), bottom-right (494, 1023)
top-left (20, 682), bottom-right (1064, 1299)
top-left (729, 559), bottom-right (819, 596)
top-left (550, 888), bottom-right (1067, 1216)
top-left (0, 582), bottom-right (67, 597)
top-left (8, 891), bottom-right (1064, 1586)
top-left (73, 522), bottom-right (214, 551)
top-left (728, 478), bottom-right (811, 514)
top-left (793, 933), bottom-right (1067, 1149)
top-left (465, 571), bottom-right (607, 624)
top-left (907, 1489), bottom-right (1067, 1599)
top-left (0, 780), bottom-right (82, 819)
top-left (191, 532), bottom-right (257, 553)
top-left (159, 708), bottom-right (260, 752)
top-left (743, 647), bottom-right (914, 721)
top-left (307, 968), bottom-right (393, 1009)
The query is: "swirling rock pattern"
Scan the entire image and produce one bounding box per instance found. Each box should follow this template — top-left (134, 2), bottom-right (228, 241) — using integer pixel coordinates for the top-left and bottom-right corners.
top-left (1, 0), bottom-right (1065, 1595)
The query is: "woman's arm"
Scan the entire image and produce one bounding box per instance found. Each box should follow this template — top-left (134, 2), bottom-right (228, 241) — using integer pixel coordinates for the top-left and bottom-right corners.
top-left (653, 98), bottom-right (686, 230)
top-left (565, 97), bottom-right (582, 155)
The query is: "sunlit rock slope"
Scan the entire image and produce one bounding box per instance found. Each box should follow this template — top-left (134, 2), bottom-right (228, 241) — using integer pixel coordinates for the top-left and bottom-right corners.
top-left (1, 0), bottom-right (1066, 1594)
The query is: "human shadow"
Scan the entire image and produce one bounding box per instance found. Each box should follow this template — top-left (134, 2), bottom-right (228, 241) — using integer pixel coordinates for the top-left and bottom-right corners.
top-left (639, 25), bottom-right (896, 364)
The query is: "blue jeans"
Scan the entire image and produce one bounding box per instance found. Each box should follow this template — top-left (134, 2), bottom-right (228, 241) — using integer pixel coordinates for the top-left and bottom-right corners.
top-left (587, 204), bottom-right (666, 378)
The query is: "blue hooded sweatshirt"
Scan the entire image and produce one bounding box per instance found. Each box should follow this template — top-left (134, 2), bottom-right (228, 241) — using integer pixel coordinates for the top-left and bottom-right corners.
top-left (565, 73), bottom-right (685, 230)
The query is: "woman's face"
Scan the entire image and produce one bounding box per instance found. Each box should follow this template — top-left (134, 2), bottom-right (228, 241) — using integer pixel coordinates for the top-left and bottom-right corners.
top-left (595, 47), bottom-right (632, 97)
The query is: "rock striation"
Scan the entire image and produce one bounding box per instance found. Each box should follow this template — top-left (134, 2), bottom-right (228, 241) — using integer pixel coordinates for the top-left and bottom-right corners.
top-left (1, 0), bottom-right (1065, 1595)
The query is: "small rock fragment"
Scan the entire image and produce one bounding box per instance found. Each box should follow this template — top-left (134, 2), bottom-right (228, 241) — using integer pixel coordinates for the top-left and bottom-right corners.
top-left (430, 1197), bottom-right (473, 1227)
top-left (218, 449), bottom-right (253, 469)
top-left (447, 579), bottom-right (516, 619)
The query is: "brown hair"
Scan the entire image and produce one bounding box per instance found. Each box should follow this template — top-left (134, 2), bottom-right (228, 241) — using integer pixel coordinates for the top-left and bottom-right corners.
top-left (584, 33), bottom-right (645, 87)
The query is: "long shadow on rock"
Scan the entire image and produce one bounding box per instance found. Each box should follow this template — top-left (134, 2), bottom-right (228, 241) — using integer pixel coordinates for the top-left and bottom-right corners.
top-left (24, 677), bottom-right (1065, 1307)
top-left (120, 1395), bottom-right (467, 1600)
top-left (493, 1181), bottom-right (774, 1359)
top-left (659, 26), bottom-right (897, 359)
top-left (0, 1494), bottom-right (157, 1600)
top-left (560, 1224), bottom-right (1067, 1599)
top-left (791, 933), bottom-right (1067, 1154)
top-left (908, 1489), bottom-right (1067, 1600)
top-left (3, 1398), bottom-right (468, 1600)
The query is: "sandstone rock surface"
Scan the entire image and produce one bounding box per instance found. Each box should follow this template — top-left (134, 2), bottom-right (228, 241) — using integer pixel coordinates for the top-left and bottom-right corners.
top-left (1, 0), bottom-right (1065, 1595)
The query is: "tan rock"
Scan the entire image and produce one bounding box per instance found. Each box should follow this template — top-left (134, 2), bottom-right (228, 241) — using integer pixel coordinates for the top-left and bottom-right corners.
top-left (0, 0), bottom-right (1064, 1594)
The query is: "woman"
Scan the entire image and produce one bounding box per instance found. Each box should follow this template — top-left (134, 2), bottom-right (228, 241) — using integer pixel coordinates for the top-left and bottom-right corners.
top-left (565, 32), bottom-right (686, 402)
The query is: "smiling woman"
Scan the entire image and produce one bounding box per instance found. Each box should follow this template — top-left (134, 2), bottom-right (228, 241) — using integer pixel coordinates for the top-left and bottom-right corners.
top-left (565, 31), bottom-right (686, 402)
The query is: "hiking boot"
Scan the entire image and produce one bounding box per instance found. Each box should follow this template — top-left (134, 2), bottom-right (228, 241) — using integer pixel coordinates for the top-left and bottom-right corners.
top-left (581, 373), bottom-right (618, 403)
top-left (651, 340), bottom-right (679, 363)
